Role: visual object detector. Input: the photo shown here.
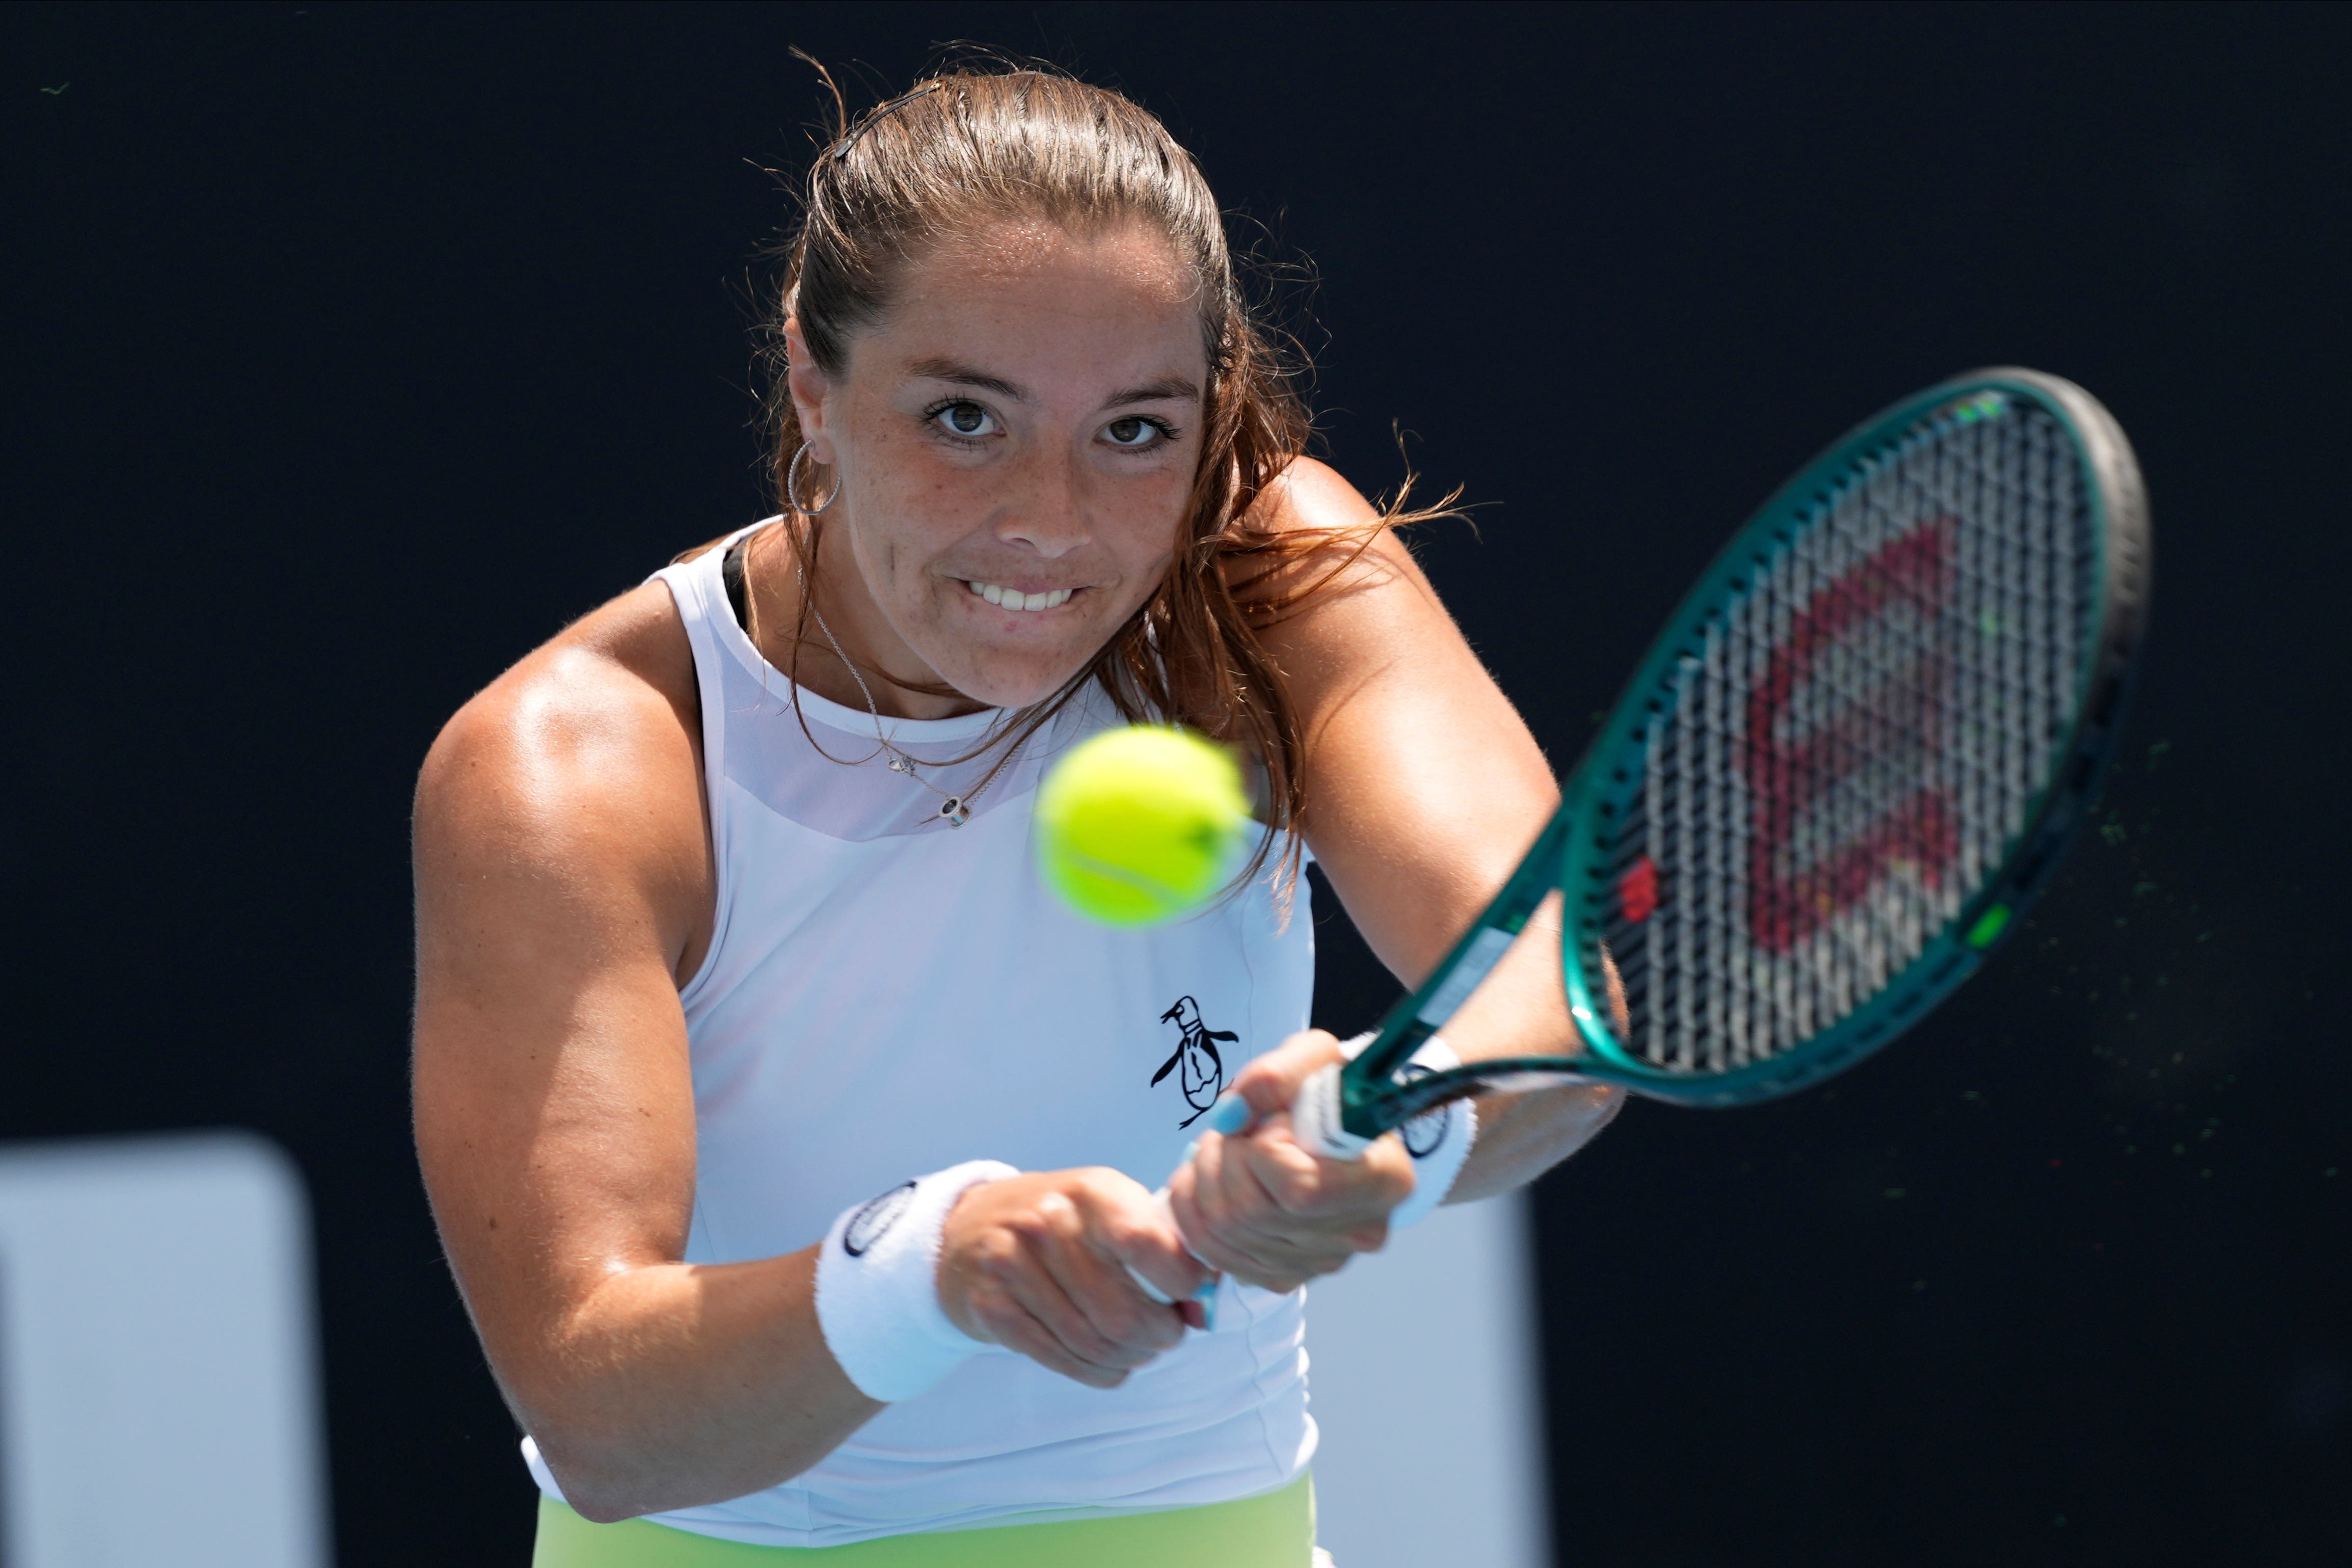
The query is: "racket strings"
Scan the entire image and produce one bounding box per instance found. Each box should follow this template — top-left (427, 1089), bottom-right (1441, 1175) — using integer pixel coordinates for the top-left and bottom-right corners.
top-left (1602, 401), bottom-right (2090, 1074)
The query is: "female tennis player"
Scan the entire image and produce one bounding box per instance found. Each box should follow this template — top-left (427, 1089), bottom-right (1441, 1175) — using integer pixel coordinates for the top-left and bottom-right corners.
top-left (413, 65), bottom-right (1624, 1566)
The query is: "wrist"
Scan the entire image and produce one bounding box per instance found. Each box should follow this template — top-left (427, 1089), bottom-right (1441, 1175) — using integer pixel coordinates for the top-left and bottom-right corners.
top-left (813, 1159), bottom-right (1019, 1402)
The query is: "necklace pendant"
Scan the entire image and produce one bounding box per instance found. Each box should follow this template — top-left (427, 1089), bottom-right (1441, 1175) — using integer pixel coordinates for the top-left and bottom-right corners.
top-left (938, 796), bottom-right (970, 828)
top-left (888, 756), bottom-right (914, 775)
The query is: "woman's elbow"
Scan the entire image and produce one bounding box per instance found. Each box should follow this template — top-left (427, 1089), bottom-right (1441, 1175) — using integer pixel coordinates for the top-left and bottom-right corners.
top-left (528, 1407), bottom-right (827, 1524)
top-left (529, 1417), bottom-right (675, 1524)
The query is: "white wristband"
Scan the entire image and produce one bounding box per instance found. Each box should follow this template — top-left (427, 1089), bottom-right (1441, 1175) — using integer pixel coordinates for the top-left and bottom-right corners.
top-left (814, 1159), bottom-right (1018, 1402)
top-left (1332, 1032), bottom-right (1477, 1230)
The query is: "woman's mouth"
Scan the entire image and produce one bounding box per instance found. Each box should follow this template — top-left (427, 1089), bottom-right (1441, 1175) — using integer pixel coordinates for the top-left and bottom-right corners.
top-left (965, 580), bottom-right (1075, 613)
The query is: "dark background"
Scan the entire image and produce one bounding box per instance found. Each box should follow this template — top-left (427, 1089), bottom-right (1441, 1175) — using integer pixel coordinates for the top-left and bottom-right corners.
top-left (8, 3), bottom-right (2348, 1563)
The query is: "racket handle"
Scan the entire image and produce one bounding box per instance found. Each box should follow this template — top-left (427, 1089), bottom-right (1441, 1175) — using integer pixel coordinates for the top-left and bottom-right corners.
top-left (1291, 1062), bottom-right (1375, 1162)
top-left (1124, 1186), bottom-right (1220, 1328)
top-left (1125, 1066), bottom-right (1370, 1324)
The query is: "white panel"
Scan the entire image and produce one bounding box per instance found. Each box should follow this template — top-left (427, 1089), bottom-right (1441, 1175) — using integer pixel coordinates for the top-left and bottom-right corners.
top-left (1304, 1188), bottom-right (1551, 1568)
top-left (0, 1132), bottom-right (330, 1568)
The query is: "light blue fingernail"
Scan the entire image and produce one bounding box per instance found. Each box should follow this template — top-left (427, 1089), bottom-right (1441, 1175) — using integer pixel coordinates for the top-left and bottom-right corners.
top-left (1204, 1095), bottom-right (1252, 1136)
top-left (1177, 1138), bottom-right (1198, 1166)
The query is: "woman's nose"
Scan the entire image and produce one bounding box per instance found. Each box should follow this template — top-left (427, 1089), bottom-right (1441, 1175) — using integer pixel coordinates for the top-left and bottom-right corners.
top-left (992, 443), bottom-right (1089, 557)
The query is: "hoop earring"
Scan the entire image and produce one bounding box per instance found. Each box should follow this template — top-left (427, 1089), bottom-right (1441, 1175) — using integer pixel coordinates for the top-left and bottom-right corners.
top-left (787, 442), bottom-right (842, 516)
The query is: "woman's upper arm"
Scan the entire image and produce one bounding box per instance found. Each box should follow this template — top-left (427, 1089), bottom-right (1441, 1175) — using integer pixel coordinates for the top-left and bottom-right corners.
top-left (1252, 459), bottom-right (1560, 988)
top-left (410, 615), bottom-right (711, 1421)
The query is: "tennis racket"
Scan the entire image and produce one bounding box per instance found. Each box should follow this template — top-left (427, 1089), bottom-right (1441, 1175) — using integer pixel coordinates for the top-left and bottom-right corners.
top-left (1276, 365), bottom-right (2153, 1156)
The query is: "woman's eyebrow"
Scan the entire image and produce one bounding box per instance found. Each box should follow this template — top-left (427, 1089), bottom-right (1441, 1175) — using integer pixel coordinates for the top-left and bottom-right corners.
top-left (904, 358), bottom-right (1027, 400)
top-left (902, 359), bottom-right (1198, 409)
top-left (1101, 376), bottom-right (1201, 408)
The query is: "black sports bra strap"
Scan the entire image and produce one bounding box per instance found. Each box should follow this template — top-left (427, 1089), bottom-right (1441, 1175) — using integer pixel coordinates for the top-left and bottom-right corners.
top-left (721, 537), bottom-right (750, 633)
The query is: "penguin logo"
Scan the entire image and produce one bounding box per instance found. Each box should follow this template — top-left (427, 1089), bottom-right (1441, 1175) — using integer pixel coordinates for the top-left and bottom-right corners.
top-left (1152, 996), bottom-right (1239, 1128)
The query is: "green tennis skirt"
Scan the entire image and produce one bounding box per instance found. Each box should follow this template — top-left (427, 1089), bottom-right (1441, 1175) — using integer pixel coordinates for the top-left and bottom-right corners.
top-left (532, 1473), bottom-right (1315, 1567)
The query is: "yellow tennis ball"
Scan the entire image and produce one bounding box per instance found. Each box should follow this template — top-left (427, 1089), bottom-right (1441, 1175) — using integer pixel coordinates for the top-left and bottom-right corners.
top-left (1035, 726), bottom-right (1251, 928)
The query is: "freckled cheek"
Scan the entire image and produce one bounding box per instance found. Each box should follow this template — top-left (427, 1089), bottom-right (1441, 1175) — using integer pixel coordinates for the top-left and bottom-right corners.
top-left (1103, 479), bottom-right (1190, 577)
top-left (917, 458), bottom-right (995, 512)
top-left (854, 430), bottom-right (983, 570)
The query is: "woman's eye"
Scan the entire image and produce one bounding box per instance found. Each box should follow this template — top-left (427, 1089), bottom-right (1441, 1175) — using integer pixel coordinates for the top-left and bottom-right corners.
top-left (936, 402), bottom-right (994, 438)
top-left (1104, 416), bottom-right (1159, 448)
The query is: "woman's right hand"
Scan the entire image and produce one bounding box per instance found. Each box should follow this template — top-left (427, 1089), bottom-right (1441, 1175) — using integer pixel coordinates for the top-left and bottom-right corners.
top-left (936, 1169), bottom-right (1214, 1388)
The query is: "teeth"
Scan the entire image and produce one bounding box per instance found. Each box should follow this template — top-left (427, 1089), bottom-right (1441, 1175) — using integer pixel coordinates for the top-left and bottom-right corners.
top-left (966, 581), bottom-right (1073, 613)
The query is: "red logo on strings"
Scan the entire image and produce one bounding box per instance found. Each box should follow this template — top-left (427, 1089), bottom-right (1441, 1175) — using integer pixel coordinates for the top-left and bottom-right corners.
top-left (1618, 855), bottom-right (1659, 925)
top-left (1744, 524), bottom-right (1958, 953)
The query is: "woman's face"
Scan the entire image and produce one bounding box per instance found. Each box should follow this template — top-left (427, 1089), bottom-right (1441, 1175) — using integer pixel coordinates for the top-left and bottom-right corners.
top-left (787, 219), bottom-right (1208, 712)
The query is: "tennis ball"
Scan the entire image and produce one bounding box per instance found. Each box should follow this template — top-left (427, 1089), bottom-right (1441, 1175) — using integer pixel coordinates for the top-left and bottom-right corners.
top-left (1035, 726), bottom-right (1251, 927)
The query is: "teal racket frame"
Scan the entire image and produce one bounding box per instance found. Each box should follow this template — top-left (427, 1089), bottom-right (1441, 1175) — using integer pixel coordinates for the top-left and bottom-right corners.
top-left (1342, 367), bottom-right (2151, 1134)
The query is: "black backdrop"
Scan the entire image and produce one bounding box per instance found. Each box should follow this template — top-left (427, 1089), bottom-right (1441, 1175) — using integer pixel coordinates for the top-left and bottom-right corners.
top-left (8, 4), bottom-right (2349, 1563)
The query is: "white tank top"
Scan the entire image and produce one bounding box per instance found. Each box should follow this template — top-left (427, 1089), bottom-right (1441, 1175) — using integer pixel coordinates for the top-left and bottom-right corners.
top-left (522, 525), bottom-right (1320, 1548)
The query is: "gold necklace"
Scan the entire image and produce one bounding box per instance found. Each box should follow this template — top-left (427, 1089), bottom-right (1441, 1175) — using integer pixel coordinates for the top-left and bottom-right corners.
top-left (795, 558), bottom-right (1025, 828)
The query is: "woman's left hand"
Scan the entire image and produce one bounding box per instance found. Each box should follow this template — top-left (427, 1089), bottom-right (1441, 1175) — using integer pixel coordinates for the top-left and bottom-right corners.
top-left (1165, 1030), bottom-right (1417, 1292)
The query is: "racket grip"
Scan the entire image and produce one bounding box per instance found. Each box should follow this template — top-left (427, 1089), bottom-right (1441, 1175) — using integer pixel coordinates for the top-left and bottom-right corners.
top-left (1126, 1063), bottom-right (1370, 1322)
top-left (1291, 1062), bottom-right (1375, 1162)
top-left (1124, 1186), bottom-right (1220, 1328)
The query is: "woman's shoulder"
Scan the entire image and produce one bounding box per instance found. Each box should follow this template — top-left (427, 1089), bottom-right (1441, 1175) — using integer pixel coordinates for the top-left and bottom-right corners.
top-left (1225, 455), bottom-right (1427, 620)
top-left (1243, 456), bottom-right (1381, 537)
top-left (413, 579), bottom-right (710, 930)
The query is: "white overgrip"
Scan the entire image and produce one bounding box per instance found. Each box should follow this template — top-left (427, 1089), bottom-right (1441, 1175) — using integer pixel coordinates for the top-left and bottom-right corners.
top-left (1290, 1060), bottom-right (1376, 1161)
top-left (1123, 1184), bottom-right (1224, 1330)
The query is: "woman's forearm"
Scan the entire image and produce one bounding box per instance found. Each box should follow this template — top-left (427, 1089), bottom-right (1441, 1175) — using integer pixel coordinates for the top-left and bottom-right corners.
top-left (1416, 896), bottom-right (1628, 1205)
top-left (516, 1246), bottom-right (881, 1523)
top-left (1446, 1080), bottom-right (1625, 1204)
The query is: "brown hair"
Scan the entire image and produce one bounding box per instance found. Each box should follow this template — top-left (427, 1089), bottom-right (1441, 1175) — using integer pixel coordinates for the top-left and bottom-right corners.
top-left (758, 60), bottom-right (1446, 897)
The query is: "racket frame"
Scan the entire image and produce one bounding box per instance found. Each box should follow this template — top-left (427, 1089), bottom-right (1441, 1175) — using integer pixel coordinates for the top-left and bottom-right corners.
top-left (1340, 367), bottom-right (2150, 1138)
